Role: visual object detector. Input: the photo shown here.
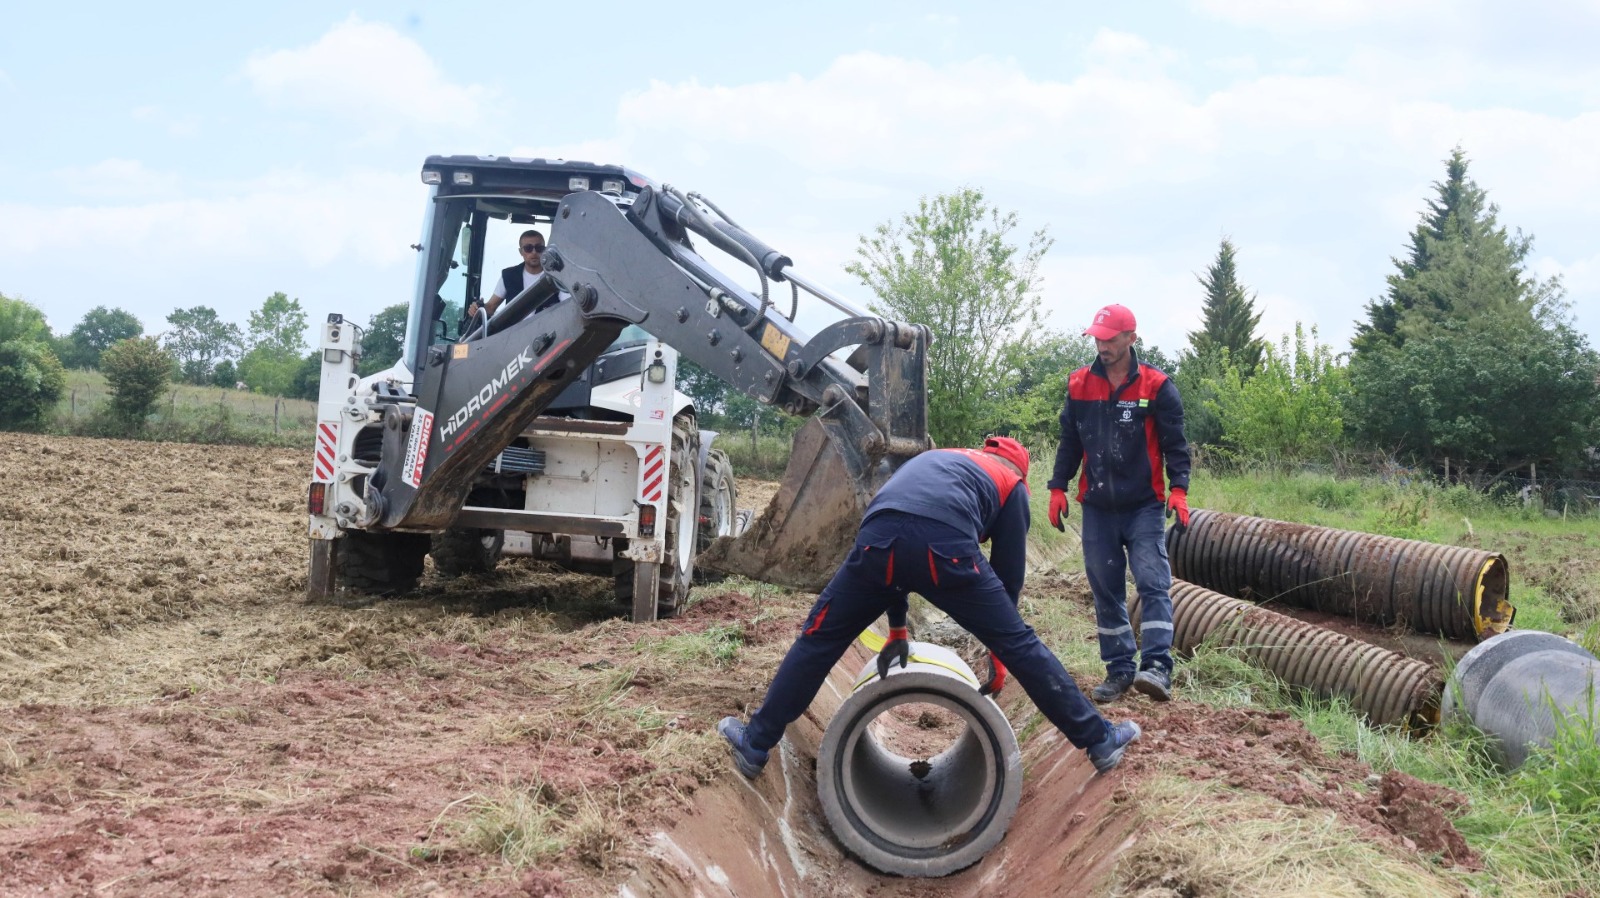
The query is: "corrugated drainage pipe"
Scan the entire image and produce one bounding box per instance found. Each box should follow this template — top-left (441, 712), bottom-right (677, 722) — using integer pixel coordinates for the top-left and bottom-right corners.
top-left (816, 640), bottom-right (1023, 877)
top-left (1167, 509), bottom-right (1513, 640)
top-left (1132, 580), bottom-right (1443, 731)
top-left (1442, 630), bottom-right (1600, 768)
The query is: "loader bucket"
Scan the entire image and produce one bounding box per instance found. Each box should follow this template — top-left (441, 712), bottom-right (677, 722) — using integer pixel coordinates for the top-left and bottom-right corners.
top-left (697, 417), bottom-right (885, 592)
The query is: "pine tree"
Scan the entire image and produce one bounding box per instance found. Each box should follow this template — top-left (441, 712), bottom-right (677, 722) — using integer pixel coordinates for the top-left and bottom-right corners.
top-left (1353, 146), bottom-right (1548, 352)
top-left (1187, 238), bottom-right (1265, 375)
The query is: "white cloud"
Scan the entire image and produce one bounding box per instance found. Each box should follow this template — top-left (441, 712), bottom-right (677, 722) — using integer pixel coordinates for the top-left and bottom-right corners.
top-left (1189, 0), bottom-right (1450, 31)
top-left (242, 15), bottom-right (488, 128)
top-left (60, 159), bottom-right (184, 200)
top-left (131, 105), bottom-right (201, 138)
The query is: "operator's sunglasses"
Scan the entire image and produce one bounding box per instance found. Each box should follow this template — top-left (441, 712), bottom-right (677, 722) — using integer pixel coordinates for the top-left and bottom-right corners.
top-left (521, 244), bottom-right (545, 254)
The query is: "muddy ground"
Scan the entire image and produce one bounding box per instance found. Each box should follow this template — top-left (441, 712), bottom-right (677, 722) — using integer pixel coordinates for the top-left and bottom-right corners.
top-left (0, 433), bottom-right (1479, 896)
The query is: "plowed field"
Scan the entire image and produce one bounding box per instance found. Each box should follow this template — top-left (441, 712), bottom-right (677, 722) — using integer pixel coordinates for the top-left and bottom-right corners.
top-left (0, 433), bottom-right (1478, 897)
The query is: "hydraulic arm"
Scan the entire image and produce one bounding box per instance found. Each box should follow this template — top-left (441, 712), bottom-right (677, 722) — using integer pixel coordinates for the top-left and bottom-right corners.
top-left (359, 183), bottom-right (931, 590)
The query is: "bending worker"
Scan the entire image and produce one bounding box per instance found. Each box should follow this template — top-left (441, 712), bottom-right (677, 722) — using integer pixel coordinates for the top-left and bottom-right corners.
top-left (719, 437), bottom-right (1142, 778)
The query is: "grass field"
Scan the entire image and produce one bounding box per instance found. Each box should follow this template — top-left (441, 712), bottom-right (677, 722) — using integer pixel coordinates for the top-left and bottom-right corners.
top-left (53, 369), bottom-right (317, 446)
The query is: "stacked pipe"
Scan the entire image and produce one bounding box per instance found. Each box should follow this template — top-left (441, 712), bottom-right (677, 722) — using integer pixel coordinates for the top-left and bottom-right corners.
top-left (1132, 581), bottom-right (1443, 731)
top-left (1167, 509), bottom-right (1513, 640)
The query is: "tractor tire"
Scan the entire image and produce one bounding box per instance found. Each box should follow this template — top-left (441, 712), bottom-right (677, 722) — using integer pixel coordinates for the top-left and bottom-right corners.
top-left (335, 530), bottom-right (431, 596)
top-left (613, 414), bottom-right (699, 619)
top-left (694, 447), bottom-right (737, 584)
top-left (430, 527), bottom-right (505, 577)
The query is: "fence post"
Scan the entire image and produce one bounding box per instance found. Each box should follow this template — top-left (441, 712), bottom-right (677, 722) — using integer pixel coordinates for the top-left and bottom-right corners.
top-left (169, 390), bottom-right (177, 419)
top-left (71, 389), bottom-right (77, 418)
top-left (274, 396), bottom-right (281, 435)
top-left (750, 417), bottom-right (759, 466)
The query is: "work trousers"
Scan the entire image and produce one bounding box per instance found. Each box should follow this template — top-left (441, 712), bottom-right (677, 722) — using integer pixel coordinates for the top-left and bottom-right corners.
top-left (745, 511), bottom-right (1110, 753)
top-left (1080, 500), bottom-right (1175, 677)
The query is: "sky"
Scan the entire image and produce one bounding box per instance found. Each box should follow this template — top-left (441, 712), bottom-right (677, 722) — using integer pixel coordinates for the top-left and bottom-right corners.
top-left (3, 0), bottom-right (1598, 362)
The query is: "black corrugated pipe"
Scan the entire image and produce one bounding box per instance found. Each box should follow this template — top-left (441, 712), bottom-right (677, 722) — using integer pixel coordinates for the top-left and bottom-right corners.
top-left (1166, 510), bottom-right (1513, 641)
top-left (1443, 630), bottom-right (1600, 768)
top-left (1132, 580), bottom-right (1443, 731)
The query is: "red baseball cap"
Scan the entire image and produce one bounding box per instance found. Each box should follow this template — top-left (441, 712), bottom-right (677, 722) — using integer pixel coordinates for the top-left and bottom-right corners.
top-left (1084, 304), bottom-right (1137, 340)
top-left (982, 436), bottom-right (1029, 479)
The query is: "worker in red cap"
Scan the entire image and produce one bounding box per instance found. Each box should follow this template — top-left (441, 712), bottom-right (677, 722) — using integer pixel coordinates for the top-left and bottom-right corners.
top-left (719, 436), bottom-right (1141, 779)
top-left (1048, 303), bottom-right (1192, 704)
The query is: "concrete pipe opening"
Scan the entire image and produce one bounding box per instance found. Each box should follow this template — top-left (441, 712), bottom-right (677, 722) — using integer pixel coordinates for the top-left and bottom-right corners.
top-left (817, 641), bottom-right (1022, 877)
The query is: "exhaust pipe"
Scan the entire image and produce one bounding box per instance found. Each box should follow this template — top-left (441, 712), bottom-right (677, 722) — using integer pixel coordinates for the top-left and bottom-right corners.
top-left (816, 641), bottom-right (1022, 877)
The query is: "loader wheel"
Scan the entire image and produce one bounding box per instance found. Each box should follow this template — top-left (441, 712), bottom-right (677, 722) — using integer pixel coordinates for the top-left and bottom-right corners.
top-left (614, 414), bottom-right (699, 619)
top-left (335, 530), bottom-right (431, 596)
top-left (694, 447), bottom-right (737, 584)
top-left (430, 528), bottom-right (505, 577)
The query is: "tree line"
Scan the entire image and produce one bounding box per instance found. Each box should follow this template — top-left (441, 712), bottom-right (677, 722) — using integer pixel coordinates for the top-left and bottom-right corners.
top-left (4, 146), bottom-right (1597, 484)
top-left (802, 145), bottom-right (1598, 485)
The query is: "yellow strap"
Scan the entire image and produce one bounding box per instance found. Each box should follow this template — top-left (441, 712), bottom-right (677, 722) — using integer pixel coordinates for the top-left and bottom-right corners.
top-left (854, 628), bottom-right (981, 689)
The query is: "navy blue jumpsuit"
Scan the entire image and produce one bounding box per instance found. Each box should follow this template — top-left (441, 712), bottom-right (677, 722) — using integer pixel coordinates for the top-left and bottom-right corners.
top-left (743, 448), bottom-right (1111, 753)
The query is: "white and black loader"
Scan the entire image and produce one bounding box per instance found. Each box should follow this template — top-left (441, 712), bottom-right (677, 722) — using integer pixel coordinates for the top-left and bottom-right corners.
top-left (307, 156), bottom-right (931, 620)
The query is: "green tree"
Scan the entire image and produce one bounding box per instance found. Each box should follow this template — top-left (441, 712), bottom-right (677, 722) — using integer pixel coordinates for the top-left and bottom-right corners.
top-left (237, 346), bottom-right (302, 396)
top-left (0, 291), bottom-right (52, 345)
top-left (211, 359), bottom-right (238, 388)
top-left (846, 187), bottom-right (1052, 446)
top-left (64, 306), bottom-right (143, 369)
top-left (1346, 146), bottom-right (1594, 475)
top-left (1347, 315), bottom-right (1599, 477)
top-left (1185, 238), bottom-right (1265, 374)
top-left (247, 292), bottom-right (309, 357)
top-left (1002, 331), bottom-right (1094, 443)
top-left (1208, 324), bottom-right (1348, 468)
top-left (0, 292), bottom-right (65, 431)
top-left (1354, 147), bottom-right (1552, 353)
top-left (100, 337), bottom-right (172, 428)
top-left (294, 351), bottom-right (322, 401)
top-left (163, 306), bottom-right (242, 385)
top-left (358, 303), bottom-right (408, 375)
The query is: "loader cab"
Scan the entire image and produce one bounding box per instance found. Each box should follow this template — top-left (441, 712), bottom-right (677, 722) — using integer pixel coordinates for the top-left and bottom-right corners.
top-left (404, 156), bottom-right (652, 367)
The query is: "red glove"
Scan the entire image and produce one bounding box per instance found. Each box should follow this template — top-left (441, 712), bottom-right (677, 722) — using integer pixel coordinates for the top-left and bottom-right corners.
top-left (1048, 488), bottom-right (1069, 532)
top-left (978, 653), bottom-right (1008, 696)
top-left (1166, 487), bottom-right (1190, 532)
top-left (877, 627), bottom-right (910, 680)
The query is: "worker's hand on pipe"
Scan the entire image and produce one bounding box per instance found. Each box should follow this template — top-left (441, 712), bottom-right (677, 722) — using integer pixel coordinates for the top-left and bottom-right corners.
top-left (978, 653), bottom-right (1008, 696)
top-left (1048, 489), bottom-right (1069, 532)
top-left (1166, 487), bottom-right (1190, 532)
top-left (877, 627), bottom-right (910, 680)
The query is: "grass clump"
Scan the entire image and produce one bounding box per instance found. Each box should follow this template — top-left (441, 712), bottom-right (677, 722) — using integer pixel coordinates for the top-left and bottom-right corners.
top-left (1117, 775), bottom-right (1465, 898)
top-left (636, 622), bottom-right (745, 667)
top-left (454, 782), bottom-right (567, 868)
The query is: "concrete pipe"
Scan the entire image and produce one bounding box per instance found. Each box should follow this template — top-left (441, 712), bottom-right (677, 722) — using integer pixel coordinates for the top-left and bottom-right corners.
top-left (1443, 630), bottom-right (1600, 769)
top-left (816, 641), bottom-right (1023, 877)
top-left (1133, 581), bottom-right (1442, 731)
top-left (1167, 509), bottom-right (1514, 640)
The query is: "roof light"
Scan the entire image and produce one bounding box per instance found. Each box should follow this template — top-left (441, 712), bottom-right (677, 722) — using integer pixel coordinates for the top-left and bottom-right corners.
top-left (601, 179), bottom-right (624, 195)
top-left (452, 171), bottom-right (475, 186)
top-left (568, 176), bottom-right (590, 191)
top-left (421, 170), bottom-right (442, 185)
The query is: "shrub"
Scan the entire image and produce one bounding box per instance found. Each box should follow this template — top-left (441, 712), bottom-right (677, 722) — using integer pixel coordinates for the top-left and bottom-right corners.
top-left (101, 337), bottom-right (172, 429)
top-left (0, 340), bottom-right (67, 431)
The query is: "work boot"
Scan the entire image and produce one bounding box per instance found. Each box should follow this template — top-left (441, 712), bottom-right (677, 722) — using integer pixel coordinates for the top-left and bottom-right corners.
top-left (1088, 720), bottom-right (1142, 774)
top-left (717, 716), bottom-right (769, 778)
top-left (1133, 667), bottom-right (1172, 702)
top-left (1091, 670), bottom-right (1135, 704)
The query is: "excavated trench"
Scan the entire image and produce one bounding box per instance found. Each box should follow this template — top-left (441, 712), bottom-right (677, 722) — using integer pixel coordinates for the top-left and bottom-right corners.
top-left (618, 639), bottom-right (1141, 898)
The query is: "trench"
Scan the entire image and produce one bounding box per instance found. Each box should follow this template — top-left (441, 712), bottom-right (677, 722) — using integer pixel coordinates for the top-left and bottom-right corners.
top-left (617, 638), bottom-right (1141, 898)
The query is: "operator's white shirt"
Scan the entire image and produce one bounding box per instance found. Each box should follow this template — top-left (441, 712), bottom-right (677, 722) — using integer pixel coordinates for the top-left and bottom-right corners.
top-left (493, 267), bottom-right (540, 301)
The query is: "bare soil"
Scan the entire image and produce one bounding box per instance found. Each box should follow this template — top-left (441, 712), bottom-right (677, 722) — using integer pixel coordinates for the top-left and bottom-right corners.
top-left (0, 433), bottom-right (1478, 896)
